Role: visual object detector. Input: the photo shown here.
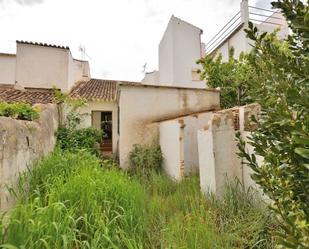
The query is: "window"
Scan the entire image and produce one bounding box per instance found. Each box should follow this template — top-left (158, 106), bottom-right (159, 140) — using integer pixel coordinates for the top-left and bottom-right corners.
top-left (191, 69), bottom-right (200, 81)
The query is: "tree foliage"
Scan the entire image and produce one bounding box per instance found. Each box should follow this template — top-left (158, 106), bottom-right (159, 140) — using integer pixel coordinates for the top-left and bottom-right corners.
top-left (197, 48), bottom-right (255, 108)
top-left (237, 0), bottom-right (309, 248)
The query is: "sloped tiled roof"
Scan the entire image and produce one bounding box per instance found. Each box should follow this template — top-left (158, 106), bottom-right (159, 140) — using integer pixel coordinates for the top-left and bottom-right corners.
top-left (0, 85), bottom-right (55, 104)
top-left (16, 40), bottom-right (69, 50)
top-left (69, 78), bottom-right (219, 102)
top-left (70, 79), bottom-right (123, 102)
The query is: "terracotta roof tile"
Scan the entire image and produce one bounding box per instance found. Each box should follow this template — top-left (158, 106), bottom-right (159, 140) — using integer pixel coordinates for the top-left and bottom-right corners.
top-left (70, 79), bottom-right (125, 102)
top-left (69, 78), bottom-right (218, 102)
top-left (16, 40), bottom-right (69, 50)
top-left (0, 86), bottom-right (55, 104)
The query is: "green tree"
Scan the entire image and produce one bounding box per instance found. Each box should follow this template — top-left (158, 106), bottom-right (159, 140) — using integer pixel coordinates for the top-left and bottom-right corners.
top-left (197, 48), bottom-right (255, 108)
top-left (238, 0), bottom-right (309, 248)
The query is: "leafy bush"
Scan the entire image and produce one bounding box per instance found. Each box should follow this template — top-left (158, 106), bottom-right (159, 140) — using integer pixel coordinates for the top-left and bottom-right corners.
top-left (56, 126), bottom-right (102, 156)
top-left (129, 143), bottom-right (163, 177)
top-left (0, 102), bottom-right (40, 121)
top-left (55, 94), bottom-right (103, 156)
top-left (237, 1), bottom-right (309, 248)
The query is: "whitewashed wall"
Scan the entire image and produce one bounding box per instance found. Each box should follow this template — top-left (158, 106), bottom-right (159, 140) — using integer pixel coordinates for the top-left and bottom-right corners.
top-left (0, 54), bottom-right (16, 85)
top-left (197, 104), bottom-right (263, 196)
top-left (159, 120), bottom-right (184, 180)
top-left (159, 111), bottom-right (213, 179)
top-left (73, 59), bottom-right (90, 83)
top-left (143, 16), bottom-right (205, 88)
top-left (15, 43), bottom-right (70, 91)
top-left (4, 42), bottom-right (90, 92)
top-left (142, 70), bottom-right (159, 84)
top-left (159, 17), bottom-right (174, 85)
top-left (118, 84), bottom-right (220, 169)
top-left (198, 110), bottom-right (242, 195)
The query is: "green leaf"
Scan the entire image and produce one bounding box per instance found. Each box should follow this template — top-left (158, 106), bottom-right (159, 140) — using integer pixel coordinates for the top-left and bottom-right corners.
top-left (0, 245), bottom-right (19, 249)
top-left (294, 148), bottom-right (309, 159)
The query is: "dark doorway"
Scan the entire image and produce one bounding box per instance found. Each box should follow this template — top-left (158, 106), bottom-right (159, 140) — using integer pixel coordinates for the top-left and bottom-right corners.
top-left (91, 111), bottom-right (113, 153)
top-left (101, 112), bottom-right (112, 153)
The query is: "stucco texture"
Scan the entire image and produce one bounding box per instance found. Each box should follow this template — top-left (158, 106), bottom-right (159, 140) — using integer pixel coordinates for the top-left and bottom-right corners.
top-left (118, 84), bottom-right (220, 168)
top-left (0, 104), bottom-right (58, 210)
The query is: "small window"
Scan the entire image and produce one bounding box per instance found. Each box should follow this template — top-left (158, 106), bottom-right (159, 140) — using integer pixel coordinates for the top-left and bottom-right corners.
top-left (191, 69), bottom-right (200, 81)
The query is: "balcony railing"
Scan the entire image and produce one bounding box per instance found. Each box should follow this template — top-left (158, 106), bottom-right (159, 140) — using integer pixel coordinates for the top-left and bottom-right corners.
top-left (205, 5), bottom-right (286, 55)
top-left (205, 11), bottom-right (242, 54)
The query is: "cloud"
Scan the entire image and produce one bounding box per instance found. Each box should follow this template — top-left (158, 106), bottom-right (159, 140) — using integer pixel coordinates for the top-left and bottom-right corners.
top-left (254, 0), bottom-right (273, 9)
top-left (0, 0), bottom-right (43, 6)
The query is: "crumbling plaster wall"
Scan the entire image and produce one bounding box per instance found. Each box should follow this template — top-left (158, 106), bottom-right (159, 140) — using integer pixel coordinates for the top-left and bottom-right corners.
top-left (118, 84), bottom-right (220, 169)
top-left (198, 104), bottom-right (262, 196)
top-left (0, 104), bottom-right (58, 210)
top-left (159, 120), bottom-right (184, 180)
top-left (198, 109), bottom-right (242, 195)
top-left (159, 111), bottom-right (213, 180)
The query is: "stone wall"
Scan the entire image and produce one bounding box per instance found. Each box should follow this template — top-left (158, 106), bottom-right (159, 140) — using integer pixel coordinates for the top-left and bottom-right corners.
top-left (0, 103), bottom-right (59, 210)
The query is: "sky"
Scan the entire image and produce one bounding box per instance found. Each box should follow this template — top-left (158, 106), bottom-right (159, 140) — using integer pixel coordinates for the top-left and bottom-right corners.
top-left (0, 0), bottom-right (272, 81)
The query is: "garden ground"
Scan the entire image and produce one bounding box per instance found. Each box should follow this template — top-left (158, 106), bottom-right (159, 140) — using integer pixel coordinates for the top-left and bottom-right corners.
top-left (0, 150), bottom-right (277, 249)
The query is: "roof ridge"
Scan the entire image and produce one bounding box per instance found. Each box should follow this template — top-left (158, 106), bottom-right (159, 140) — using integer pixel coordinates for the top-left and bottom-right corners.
top-left (89, 78), bottom-right (142, 84)
top-left (16, 40), bottom-right (69, 50)
top-left (172, 15), bottom-right (203, 33)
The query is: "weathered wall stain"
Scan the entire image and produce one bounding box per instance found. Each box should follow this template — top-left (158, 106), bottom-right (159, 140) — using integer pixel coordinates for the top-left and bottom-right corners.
top-left (0, 104), bottom-right (58, 210)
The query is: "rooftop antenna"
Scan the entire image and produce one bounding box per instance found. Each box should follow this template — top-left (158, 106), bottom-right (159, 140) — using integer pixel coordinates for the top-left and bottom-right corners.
top-left (78, 45), bottom-right (86, 60)
top-left (78, 45), bottom-right (92, 61)
top-left (142, 62), bottom-right (147, 73)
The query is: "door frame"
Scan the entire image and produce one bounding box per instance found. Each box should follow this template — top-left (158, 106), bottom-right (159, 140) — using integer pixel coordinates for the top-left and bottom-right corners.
top-left (91, 110), bottom-right (113, 153)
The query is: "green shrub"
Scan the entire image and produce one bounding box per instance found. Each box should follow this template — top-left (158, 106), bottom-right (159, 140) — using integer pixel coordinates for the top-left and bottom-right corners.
top-left (0, 102), bottom-right (40, 121)
top-left (129, 143), bottom-right (163, 177)
top-left (237, 1), bottom-right (309, 247)
top-left (56, 126), bottom-right (103, 156)
top-left (55, 94), bottom-right (103, 156)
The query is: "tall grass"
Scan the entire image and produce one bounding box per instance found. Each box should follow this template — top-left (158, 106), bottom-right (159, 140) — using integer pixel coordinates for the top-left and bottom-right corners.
top-left (137, 171), bottom-right (277, 249)
top-left (1, 150), bottom-right (147, 249)
top-left (1, 150), bottom-right (277, 248)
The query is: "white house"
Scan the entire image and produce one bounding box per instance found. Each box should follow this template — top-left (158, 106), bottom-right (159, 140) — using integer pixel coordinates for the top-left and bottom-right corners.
top-left (0, 41), bottom-right (90, 92)
top-left (206, 0), bottom-right (289, 60)
top-left (142, 15), bottom-right (206, 89)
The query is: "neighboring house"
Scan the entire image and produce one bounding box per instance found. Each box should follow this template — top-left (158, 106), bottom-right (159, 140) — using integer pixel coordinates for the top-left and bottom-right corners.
top-left (205, 0), bottom-right (289, 60)
top-left (0, 41), bottom-right (90, 92)
top-left (142, 15), bottom-right (206, 89)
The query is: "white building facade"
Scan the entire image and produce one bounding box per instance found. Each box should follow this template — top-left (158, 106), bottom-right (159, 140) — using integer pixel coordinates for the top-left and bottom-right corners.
top-left (0, 41), bottom-right (90, 92)
top-left (206, 0), bottom-right (289, 61)
top-left (142, 16), bottom-right (206, 89)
